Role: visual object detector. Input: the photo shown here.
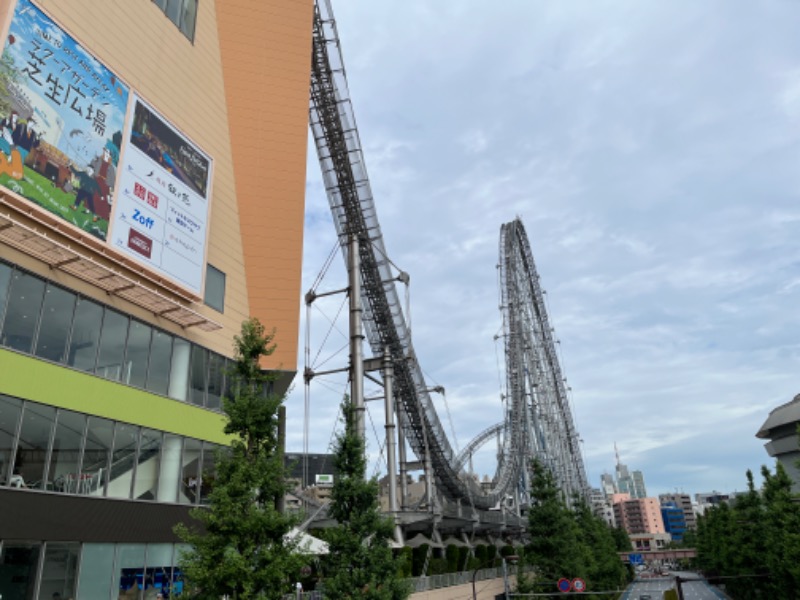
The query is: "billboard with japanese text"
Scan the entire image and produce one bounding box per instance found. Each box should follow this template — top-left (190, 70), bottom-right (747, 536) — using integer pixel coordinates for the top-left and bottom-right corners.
top-left (111, 95), bottom-right (213, 296)
top-left (0, 0), bottom-right (129, 240)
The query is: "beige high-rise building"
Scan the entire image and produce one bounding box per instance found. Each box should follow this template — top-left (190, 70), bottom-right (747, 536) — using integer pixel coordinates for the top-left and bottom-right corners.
top-left (613, 494), bottom-right (666, 535)
top-left (0, 0), bottom-right (313, 596)
top-left (659, 492), bottom-right (697, 530)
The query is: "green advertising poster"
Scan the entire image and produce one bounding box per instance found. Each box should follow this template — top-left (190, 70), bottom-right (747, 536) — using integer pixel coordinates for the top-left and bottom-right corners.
top-left (0, 0), bottom-right (130, 240)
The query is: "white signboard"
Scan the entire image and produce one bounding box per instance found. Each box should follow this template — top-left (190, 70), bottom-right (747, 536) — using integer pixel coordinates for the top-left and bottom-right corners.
top-left (316, 474), bottom-right (334, 486)
top-left (111, 95), bottom-right (212, 295)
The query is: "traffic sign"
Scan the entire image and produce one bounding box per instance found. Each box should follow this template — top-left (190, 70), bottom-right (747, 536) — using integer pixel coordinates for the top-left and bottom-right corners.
top-left (572, 578), bottom-right (586, 592)
top-left (557, 578), bottom-right (572, 593)
top-left (629, 553), bottom-right (644, 565)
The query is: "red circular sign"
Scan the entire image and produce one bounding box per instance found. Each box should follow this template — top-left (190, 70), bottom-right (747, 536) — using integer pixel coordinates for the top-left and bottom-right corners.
top-left (557, 578), bottom-right (572, 592)
top-left (572, 577), bottom-right (586, 592)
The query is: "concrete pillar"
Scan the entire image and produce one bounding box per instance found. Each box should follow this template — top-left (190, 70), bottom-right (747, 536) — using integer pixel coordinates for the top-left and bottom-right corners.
top-left (157, 434), bottom-right (182, 503)
top-left (168, 339), bottom-right (191, 402)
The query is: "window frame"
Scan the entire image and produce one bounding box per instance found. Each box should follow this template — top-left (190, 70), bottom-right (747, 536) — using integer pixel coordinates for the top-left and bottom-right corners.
top-left (203, 263), bottom-right (226, 313)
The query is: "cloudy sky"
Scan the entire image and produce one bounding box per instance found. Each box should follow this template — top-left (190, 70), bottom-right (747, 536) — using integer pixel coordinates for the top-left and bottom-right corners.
top-left (284, 0), bottom-right (800, 499)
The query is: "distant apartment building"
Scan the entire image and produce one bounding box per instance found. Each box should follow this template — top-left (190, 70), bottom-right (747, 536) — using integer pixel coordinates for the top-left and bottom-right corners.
top-left (590, 487), bottom-right (616, 527)
top-left (660, 502), bottom-right (687, 542)
top-left (629, 532), bottom-right (673, 552)
top-left (612, 494), bottom-right (665, 535)
top-left (659, 493), bottom-right (697, 530)
top-left (600, 473), bottom-right (617, 496)
top-left (695, 491), bottom-right (730, 506)
top-left (617, 464), bottom-right (647, 499)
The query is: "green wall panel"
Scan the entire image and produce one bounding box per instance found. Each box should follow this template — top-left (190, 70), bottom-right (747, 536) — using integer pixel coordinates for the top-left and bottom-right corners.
top-left (0, 348), bottom-right (230, 444)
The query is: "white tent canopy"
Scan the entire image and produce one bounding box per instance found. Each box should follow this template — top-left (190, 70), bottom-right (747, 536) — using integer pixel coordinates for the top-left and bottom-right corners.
top-left (285, 528), bottom-right (329, 555)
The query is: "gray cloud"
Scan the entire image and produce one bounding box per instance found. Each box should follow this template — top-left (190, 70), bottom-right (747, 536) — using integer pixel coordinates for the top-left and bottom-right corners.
top-left (286, 0), bottom-right (800, 498)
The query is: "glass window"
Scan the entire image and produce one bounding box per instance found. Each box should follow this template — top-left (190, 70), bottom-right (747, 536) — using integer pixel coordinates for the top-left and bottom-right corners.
top-left (180, 437), bottom-right (202, 505)
top-left (206, 352), bottom-right (224, 411)
top-left (48, 409), bottom-right (86, 495)
top-left (67, 297), bottom-right (103, 372)
top-left (144, 544), bottom-right (175, 598)
top-left (0, 395), bottom-right (23, 485)
top-left (83, 416), bottom-right (114, 497)
top-left (0, 542), bottom-right (41, 599)
top-left (76, 543), bottom-right (115, 600)
top-left (38, 542), bottom-right (80, 599)
top-left (167, 338), bottom-right (190, 401)
top-left (0, 262), bottom-right (13, 334)
top-left (204, 264), bottom-right (225, 312)
top-left (165, 0), bottom-right (182, 24)
top-left (16, 402), bottom-right (56, 490)
top-left (1, 269), bottom-right (45, 353)
top-left (180, 0), bottom-right (198, 41)
top-left (224, 358), bottom-right (237, 400)
top-left (198, 442), bottom-right (217, 504)
top-left (34, 284), bottom-right (76, 363)
top-left (109, 422), bottom-right (139, 499)
top-left (153, 0), bottom-right (168, 10)
top-left (147, 329), bottom-right (173, 396)
top-left (189, 345), bottom-right (207, 406)
top-left (96, 309), bottom-right (129, 381)
top-left (116, 544), bottom-right (146, 600)
top-left (171, 545), bottom-right (188, 596)
top-left (125, 320), bottom-right (152, 389)
top-left (135, 428), bottom-right (162, 501)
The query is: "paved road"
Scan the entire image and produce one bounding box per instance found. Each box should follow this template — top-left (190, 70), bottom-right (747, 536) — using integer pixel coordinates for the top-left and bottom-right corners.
top-left (621, 572), bottom-right (728, 600)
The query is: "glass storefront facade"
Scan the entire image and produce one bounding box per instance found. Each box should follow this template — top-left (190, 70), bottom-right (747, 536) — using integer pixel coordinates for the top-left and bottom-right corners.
top-left (0, 395), bottom-right (219, 503)
top-left (0, 541), bottom-right (188, 599)
top-left (0, 261), bottom-right (235, 412)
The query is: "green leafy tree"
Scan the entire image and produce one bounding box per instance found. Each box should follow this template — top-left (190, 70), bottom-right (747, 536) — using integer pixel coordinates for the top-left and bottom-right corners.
top-left (319, 398), bottom-right (411, 599)
top-left (175, 318), bottom-right (305, 599)
top-left (524, 459), bottom-right (592, 586)
top-left (573, 501), bottom-right (629, 595)
top-left (761, 463), bottom-right (800, 599)
top-left (694, 462), bottom-right (800, 599)
top-left (726, 470), bottom-right (767, 599)
top-left (610, 526), bottom-right (632, 553)
top-left (445, 544), bottom-right (460, 572)
top-left (0, 50), bottom-right (20, 117)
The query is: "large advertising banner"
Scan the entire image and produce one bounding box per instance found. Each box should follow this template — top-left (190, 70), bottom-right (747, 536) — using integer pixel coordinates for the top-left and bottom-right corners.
top-left (111, 96), bottom-right (212, 296)
top-left (0, 0), bottom-right (129, 241)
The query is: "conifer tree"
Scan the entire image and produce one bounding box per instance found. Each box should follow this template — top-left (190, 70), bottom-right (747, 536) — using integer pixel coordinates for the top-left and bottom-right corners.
top-left (761, 463), bottom-right (800, 599)
top-left (727, 470), bottom-right (766, 599)
top-left (573, 501), bottom-right (629, 595)
top-left (319, 397), bottom-right (411, 599)
top-left (175, 318), bottom-right (305, 599)
top-left (524, 459), bottom-right (590, 583)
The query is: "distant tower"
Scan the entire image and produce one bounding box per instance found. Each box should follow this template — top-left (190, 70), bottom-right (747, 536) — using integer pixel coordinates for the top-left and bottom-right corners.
top-left (614, 444), bottom-right (647, 499)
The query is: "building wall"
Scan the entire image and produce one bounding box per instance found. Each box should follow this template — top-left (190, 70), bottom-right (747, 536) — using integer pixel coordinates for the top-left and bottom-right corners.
top-left (613, 496), bottom-right (665, 535)
top-left (217, 0), bottom-right (313, 368)
top-left (0, 1), bottom-right (313, 597)
top-left (11, 0), bottom-right (312, 366)
top-left (659, 493), bottom-right (697, 530)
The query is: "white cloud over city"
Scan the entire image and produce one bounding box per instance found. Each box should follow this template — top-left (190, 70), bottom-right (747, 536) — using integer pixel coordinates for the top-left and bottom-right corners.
top-left (285, 0), bottom-right (800, 497)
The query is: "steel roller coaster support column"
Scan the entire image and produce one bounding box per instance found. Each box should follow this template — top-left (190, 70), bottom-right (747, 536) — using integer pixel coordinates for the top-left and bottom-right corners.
top-left (348, 233), bottom-right (366, 441)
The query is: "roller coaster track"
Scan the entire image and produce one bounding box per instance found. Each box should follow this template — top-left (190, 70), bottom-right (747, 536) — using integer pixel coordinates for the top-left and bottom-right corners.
top-left (309, 0), bottom-right (588, 511)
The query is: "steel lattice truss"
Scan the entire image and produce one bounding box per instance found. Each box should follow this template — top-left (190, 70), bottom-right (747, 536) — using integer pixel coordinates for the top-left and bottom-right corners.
top-left (309, 0), bottom-right (587, 510)
top-left (499, 219), bottom-right (589, 502)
